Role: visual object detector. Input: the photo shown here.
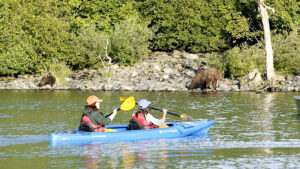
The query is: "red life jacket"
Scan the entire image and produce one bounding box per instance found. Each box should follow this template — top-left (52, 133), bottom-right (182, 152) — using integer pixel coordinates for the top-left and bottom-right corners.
top-left (132, 112), bottom-right (159, 129)
top-left (81, 114), bottom-right (105, 132)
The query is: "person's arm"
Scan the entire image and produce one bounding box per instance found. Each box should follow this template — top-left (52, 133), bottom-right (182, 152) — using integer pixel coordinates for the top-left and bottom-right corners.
top-left (92, 111), bottom-right (112, 126)
top-left (161, 108), bottom-right (167, 123)
top-left (108, 109), bottom-right (118, 121)
top-left (145, 113), bottom-right (164, 126)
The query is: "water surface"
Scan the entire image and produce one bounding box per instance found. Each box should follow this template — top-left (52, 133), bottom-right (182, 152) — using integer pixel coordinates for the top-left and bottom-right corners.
top-left (0, 90), bottom-right (299, 168)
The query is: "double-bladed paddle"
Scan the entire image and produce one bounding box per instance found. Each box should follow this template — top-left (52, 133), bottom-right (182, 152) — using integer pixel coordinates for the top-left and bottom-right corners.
top-left (120, 97), bottom-right (195, 121)
top-left (105, 96), bottom-right (136, 118)
top-left (150, 106), bottom-right (195, 121)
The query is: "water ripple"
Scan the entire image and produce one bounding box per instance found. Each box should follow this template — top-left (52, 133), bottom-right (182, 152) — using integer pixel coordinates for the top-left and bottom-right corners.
top-left (0, 135), bottom-right (49, 146)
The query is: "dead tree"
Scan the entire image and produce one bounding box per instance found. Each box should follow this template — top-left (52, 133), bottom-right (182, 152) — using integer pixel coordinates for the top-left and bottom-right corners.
top-left (258, 0), bottom-right (275, 84)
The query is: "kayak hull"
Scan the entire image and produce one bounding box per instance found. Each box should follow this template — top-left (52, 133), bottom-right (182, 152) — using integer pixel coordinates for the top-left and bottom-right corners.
top-left (49, 120), bottom-right (214, 145)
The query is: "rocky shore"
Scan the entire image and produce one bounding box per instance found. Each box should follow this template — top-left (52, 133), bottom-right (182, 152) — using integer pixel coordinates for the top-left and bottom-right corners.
top-left (0, 51), bottom-right (299, 92)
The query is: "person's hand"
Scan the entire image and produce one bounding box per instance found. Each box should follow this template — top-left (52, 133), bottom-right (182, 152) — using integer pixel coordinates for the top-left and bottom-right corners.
top-left (162, 108), bottom-right (167, 115)
top-left (109, 108), bottom-right (118, 121)
top-left (161, 108), bottom-right (167, 123)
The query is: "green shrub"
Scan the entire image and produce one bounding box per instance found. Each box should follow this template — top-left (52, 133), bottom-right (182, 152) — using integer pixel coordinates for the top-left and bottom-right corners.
top-left (48, 61), bottom-right (72, 84)
top-left (136, 0), bottom-right (252, 53)
top-left (0, 0), bottom-right (299, 76)
top-left (206, 53), bottom-right (225, 72)
top-left (208, 32), bottom-right (300, 78)
top-left (0, 0), bottom-right (78, 75)
top-left (109, 16), bottom-right (153, 65)
top-left (269, 0), bottom-right (300, 33)
top-left (208, 43), bottom-right (265, 78)
top-left (0, 41), bottom-right (37, 75)
top-left (66, 0), bottom-right (138, 33)
top-left (273, 31), bottom-right (300, 74)
top-left (76, 24), bottom-right (109, 69)
top-left (76, 15), bottom-right (152, 67)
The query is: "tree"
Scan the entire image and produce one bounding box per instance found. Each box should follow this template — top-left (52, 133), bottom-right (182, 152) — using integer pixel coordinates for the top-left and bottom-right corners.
top-left (258, 0), bottom-right (275, 83)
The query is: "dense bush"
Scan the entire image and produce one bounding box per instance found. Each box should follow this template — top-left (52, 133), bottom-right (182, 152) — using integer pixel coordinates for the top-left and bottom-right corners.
top-left (272, 32), bottom-right (300, 74)
top-left (48, 60), bottom-right (72, 84)
top-left (75, 16), bottom-right (152, 68)
top-left (207, 32), bottom-right (300, 78)
top-left (65, 0), bottom-right (138, 33)
top-left (109, 16), bottom-right (153, 65)
top-left (267, 0), bottom-right (300, 33)
top-left (136, 0), bottom-right (251, 53)
top-left (0, 0), bottom-right (299, 76)
top-left (0, 0), bottom-right (78, 75)
top-left (75, 24), bottom-right (109, 69)
top-left (207, 44), bottom-right (265, 78)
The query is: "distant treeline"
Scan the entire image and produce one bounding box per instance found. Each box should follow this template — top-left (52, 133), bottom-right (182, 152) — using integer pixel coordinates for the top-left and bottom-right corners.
top-left (0, 0), bottom-right (299, 77)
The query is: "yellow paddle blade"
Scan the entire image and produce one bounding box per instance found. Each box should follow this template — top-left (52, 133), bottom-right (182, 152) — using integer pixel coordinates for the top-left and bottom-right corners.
top-left (120, 96), bottom-right (136, 111)
top-left (180, 114), bottom-right (188, 119)
top-left (120, 97), bottom-right (127, 101)
top-left (180, 114), bottom-right (195, 121)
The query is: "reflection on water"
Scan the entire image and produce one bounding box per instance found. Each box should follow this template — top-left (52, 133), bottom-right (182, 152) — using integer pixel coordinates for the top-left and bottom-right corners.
top-left (83, 145), bottom-right (102, 169)
top-left (80, 136), bottom-right (213, 169)
top-left (259, 93), bottom-right (275, 155)
top-left (296, 114), bottom-right (300, 120)
top-left (0, 90), bottom-right (300, 168)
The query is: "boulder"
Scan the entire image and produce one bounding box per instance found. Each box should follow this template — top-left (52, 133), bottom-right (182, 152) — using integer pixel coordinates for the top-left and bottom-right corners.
top-left (240, 69), bottom-right (263, 91)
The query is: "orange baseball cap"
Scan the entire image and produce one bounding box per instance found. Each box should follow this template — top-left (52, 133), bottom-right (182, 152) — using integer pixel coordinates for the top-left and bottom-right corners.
top-left (86, 95), bottom-right (103, 106)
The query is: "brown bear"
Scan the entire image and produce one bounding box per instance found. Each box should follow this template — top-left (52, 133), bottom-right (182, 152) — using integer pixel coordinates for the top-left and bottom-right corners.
top-left (38, 75), bottom-right (56, 87)
top-left (189, 68), bottom-right (224, 90)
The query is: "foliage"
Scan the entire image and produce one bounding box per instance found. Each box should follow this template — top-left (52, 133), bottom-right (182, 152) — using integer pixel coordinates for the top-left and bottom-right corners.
top-left (136, 0), bottom-right (251, 53)
top-left (266, 0), bottom-right (300, 33)
top-left (75, 15), bottom-right (152, 67)
top-left (0, 41), bottom-right (36, 75)
top-left (208, 32), bottom-right (300, 78)
top-left (48, 60), bottom-right (72, 84)
top-left (75, 24), bottom-right (109, 69)
top-left (0, 0), bottom-right (78, 75)
top-left (0, 0), bottom-right (299, 76)
top-left (272, 31), bottom-right (300, 74)
top-left (65, 0), bottom-right (138, 33)
top-left (208, 44), bottom-right (265, 78)
top-left (109, 16), bottom-right (153, 65)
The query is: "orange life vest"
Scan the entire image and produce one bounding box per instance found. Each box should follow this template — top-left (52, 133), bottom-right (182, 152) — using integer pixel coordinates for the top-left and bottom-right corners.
top-left (80, 114), bottom-right (105, 132)
top-left (132, 112), bottom-right (159, 129)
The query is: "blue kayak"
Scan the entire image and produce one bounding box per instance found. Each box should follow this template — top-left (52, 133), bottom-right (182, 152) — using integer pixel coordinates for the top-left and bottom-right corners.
top-left (49, 120), bottom-right (214, 145)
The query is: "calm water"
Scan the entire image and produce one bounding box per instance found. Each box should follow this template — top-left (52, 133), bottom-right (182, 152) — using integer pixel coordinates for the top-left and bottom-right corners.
top-left (0, 90), bottom-right (299, 169)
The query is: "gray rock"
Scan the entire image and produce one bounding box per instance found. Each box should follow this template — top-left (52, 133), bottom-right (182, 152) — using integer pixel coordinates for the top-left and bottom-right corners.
top-left (163, 68), bottom-right (173, 74)
top-left (240, 69), bottom-right (263, 91)
top-left (0, 51), bottom-right (297, 92)
top-left (183, 51), bottom-right (198, 60)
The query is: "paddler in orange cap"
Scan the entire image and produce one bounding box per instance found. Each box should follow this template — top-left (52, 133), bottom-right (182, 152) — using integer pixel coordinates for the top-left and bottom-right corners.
top-left (79, 95), bottom-right (118, 132)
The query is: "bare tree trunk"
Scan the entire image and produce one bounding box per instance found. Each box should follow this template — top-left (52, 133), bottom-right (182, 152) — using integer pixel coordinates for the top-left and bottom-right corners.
top-left (258, 0), bottom-right (275, 84)
top-left (99, 39), bottom-right (112, 73)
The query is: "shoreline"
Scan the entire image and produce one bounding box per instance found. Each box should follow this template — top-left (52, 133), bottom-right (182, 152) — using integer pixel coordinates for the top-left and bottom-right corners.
top-left (0, 51), bottom-right (299, 92)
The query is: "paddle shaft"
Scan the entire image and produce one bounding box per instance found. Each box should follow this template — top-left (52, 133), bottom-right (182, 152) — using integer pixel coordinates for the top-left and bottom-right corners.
top-left (150, 106), bottom-right (180, 117)
top-left (105, 107), bottom-right (120, 118)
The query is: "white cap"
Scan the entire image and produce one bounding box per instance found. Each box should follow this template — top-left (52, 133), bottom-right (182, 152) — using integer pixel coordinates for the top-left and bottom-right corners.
top-left (138, 99), bottom-right (151, 109)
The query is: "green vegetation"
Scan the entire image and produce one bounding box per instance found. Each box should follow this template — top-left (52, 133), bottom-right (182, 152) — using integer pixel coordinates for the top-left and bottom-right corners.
top-left (208, 32), bottom-right (300, 78)
top-left (109, 16), bottom-right (153, 65)
top-left (0, 0), bottom-right (299, 77)
top-left (273, 32), bottom-right (300, 75)
top-left (207, 43), bottom-right (265, 78)
top-left (48, 60), bottom-right (72, 84)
